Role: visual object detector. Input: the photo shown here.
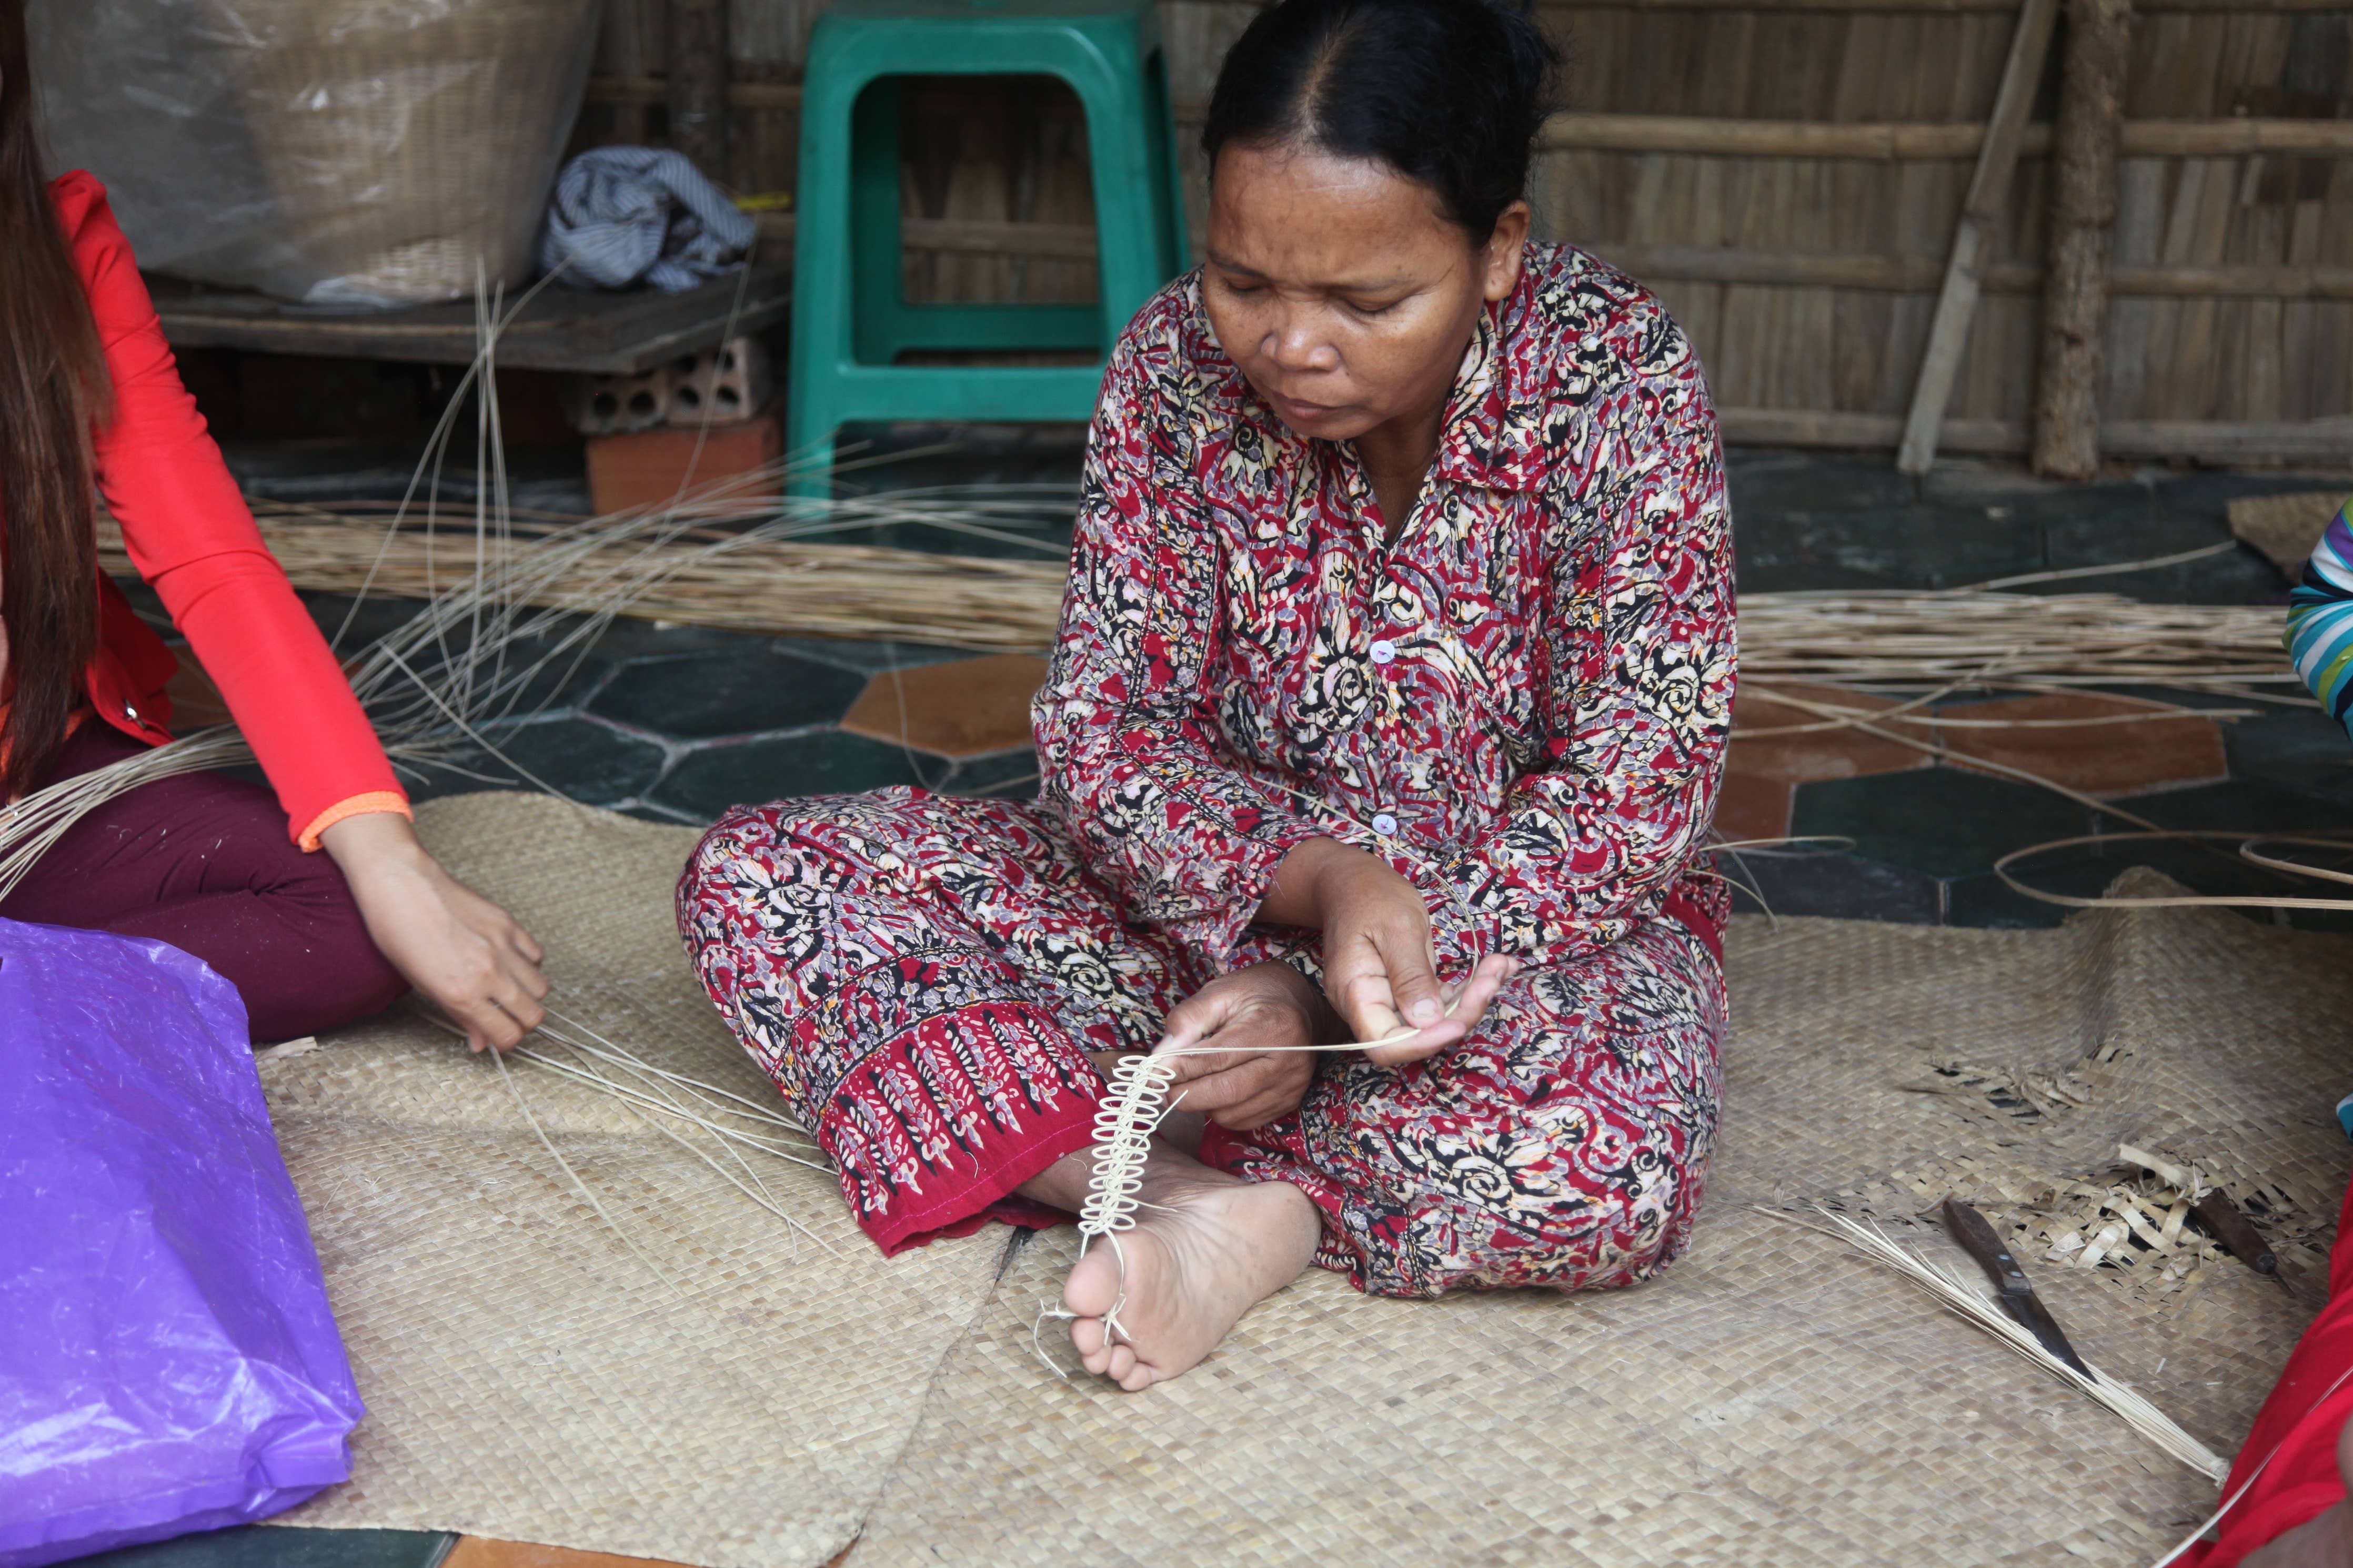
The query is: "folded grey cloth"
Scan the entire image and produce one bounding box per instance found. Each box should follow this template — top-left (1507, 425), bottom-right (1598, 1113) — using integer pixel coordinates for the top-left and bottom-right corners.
top-left (539, 147), bottom-right (757, 292)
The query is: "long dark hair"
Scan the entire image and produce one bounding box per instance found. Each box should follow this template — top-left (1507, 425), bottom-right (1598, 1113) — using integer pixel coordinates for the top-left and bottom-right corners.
top-left (0, 0), bottom-right (112, 797)
top-left (1202, 0), bottom-right (1559, 242)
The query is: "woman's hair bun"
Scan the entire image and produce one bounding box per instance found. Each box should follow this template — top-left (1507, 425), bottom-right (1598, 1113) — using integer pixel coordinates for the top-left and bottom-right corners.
top-left (1201, 0), bottom-right (1561, 241)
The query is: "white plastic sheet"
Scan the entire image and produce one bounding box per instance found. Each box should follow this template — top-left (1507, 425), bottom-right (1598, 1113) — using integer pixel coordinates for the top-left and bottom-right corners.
top-left (33, 0), bottom-right (602, 308)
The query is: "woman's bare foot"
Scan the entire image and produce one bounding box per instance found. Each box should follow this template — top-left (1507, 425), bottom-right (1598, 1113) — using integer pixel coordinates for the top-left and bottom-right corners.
top-left (1018, 1142), bottom-right (1320, 1391)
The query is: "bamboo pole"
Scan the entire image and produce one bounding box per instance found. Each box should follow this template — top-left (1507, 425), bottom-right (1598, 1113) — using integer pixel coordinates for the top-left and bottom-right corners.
top-left (1519, 0), bottom-right (2342, 8)
top-left (580, 77), bottom-right (2353, 156)
top-left (1898, 0), bottom-right (2062, 477)
top-left (1587, 247), bottom-right (2353, 299)
top-left (1715, 409), bottom-right (2353, 460)
top-left (666, 0), bottom-right (730, 185)
top-left (1531, 113), bottom-right (2353, 159)
top-left (2034, 0), bottom-right (2134, 480)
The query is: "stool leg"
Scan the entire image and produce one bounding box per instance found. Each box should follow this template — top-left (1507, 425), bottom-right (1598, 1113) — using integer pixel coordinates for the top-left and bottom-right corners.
top-left (1068, 38), bottom-right (1180, 352)
top-left (850, 78), bottom-right (908, 367)
top-left (786, 47), bottom-right (871, 502)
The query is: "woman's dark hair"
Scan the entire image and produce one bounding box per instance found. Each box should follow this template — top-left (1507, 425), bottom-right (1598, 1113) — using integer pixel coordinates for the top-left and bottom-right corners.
top-left (0, 0), bottom-right (113, 800)
top-left (1201, 0), bottom-right (1559, 242)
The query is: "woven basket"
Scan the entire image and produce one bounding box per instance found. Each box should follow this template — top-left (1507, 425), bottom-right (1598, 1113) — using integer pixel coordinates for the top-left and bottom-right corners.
top-left (226, 0), bottom-right (601, 306)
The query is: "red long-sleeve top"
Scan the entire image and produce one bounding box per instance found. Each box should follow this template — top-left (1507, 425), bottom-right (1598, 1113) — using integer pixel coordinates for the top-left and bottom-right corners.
top-left (52, 170), bottom-right (409, 848)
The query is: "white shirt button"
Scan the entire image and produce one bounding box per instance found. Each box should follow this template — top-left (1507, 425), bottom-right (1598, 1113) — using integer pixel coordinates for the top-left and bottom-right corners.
top-left (1368, 639), bottom-right (1396, 665)
top-left (1370, 812), bottom-right (1400, 836)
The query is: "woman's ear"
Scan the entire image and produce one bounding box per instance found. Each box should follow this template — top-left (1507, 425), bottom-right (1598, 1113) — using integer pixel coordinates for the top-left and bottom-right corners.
top-left (1482, 200), bottom-right (1532, 302)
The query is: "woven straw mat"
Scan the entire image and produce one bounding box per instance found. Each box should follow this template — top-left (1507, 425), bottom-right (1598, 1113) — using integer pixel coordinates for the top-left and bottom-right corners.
top-left (262, 792), bottom-right (2353, 1567)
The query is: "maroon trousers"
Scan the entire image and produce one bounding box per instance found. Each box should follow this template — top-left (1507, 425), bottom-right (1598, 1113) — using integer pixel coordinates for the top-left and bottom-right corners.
top-left (0, 723), bottom-right (408, 1041)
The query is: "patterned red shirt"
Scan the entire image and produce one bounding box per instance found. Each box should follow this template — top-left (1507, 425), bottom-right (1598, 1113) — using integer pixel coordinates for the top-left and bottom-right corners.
top-left (1034, 244), bottom-right (1735, 976)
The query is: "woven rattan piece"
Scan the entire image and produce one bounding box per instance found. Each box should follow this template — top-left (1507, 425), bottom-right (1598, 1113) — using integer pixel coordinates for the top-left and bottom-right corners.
top-left (267, 793), bottom-right (2350, 1566)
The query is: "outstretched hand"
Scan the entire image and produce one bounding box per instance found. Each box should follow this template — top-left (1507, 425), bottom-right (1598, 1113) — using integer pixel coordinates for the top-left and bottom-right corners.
top-left (1261, 836), bottom-right (1516, 1067)
top-left (319, 811), bottom-right (550, 1052)
top-left (1151, 961), bottom-right (1333, 1129)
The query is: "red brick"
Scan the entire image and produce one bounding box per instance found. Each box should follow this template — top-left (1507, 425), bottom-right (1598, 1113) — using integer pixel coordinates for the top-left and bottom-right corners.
top-left (585, 412), bottom-right (782, 515)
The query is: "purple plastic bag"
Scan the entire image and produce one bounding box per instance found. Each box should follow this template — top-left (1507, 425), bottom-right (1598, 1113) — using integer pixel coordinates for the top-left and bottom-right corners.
top-left (0, 916), bottom-right (364, 1567)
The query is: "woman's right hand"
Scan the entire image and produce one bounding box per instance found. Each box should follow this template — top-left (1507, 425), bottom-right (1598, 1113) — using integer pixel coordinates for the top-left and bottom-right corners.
top-left (1261, 837), bottom-right (1515, 1067)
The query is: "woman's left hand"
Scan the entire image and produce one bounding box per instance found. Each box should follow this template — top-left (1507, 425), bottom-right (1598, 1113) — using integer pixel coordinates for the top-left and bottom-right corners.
top-left (320, 811), bottom-right (550, 1052)
top-left (1152, 961), bottom-right (1336, 1130)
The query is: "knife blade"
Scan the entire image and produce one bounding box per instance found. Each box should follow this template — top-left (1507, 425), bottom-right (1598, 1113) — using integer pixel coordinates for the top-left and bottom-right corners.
top-left (1940, 1196), bottom-right (2093, 1379)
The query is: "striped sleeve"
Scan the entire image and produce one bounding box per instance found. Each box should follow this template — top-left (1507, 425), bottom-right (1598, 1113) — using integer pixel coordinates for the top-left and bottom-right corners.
top-left (2287, 496), bottom-right (2353, 740)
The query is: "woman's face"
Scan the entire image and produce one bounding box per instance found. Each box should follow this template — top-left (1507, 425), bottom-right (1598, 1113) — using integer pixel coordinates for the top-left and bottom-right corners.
top-left (1201, 141), bottom-right (1529, 444)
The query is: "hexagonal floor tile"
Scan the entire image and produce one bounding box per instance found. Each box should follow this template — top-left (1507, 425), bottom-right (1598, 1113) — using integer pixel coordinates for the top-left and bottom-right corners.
top-left (1720, 682), bottom-right (1930, 843)
top-left (491, 718), bottom-right (669, 806)
top-left (73, 1527), bottom-right (451, 1568)
top-left (1790, 767), bottom-right (2095, 882)
top-left (1722, 847), bottom-right (1943, 924)
top-left (1932, 692), bottom-right (2227, 796)
top-left (650, 731), bottom-right (927, 821)
top-left (589, 650), bottom-right (868, 741)
top-left (839, 654), bottom-right (1050, 758)
top-left (443, 1536), bottom-right (691, 1568)
top-left (2226, 706), bottom-right (2353, 807)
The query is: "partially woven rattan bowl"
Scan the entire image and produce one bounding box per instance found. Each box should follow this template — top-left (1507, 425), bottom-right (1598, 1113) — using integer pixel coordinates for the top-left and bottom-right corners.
top-left (226, 0), bottom-right (600, 306)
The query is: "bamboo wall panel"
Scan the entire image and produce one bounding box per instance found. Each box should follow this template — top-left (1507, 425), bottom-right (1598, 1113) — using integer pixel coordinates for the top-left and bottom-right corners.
top-left (573, 0), bottom-right (2353, 441)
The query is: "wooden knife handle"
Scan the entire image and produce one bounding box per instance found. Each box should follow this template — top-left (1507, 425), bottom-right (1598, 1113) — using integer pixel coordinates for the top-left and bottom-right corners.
top-left (1942, 1196), bottom-right (2034, 1294)
top-left (2195, 1191), bottom-right (2278, 1275)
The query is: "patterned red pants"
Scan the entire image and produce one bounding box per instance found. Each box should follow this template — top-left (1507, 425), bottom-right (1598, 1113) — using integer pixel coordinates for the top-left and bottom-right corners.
top-left (677, 789), bottom-right (1727, 1297)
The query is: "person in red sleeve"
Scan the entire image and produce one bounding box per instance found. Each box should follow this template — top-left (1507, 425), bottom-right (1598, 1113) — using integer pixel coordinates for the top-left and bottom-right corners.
top-left (0, 2), bottom-right (547, 1051)
top-left (2177, 1170), bottom-right (2353, 1567)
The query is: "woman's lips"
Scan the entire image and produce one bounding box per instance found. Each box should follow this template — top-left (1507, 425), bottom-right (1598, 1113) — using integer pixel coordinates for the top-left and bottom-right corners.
top-left (1269, 390), bottom-right (1342, 424)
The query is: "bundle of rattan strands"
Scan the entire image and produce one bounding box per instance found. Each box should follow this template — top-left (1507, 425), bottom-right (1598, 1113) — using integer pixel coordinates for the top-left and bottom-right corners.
top-left (101, 493), bottom-right (2300, 687)
top-left (1762, 1207), bottom-right (2229, 1481)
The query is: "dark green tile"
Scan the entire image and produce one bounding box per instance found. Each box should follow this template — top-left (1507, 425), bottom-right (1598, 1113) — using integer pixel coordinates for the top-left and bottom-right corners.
top-left (1724, 452), bottom-right (1919, 514)
top-left (300, 592), bottom-right (434, 654)
top-left (769, 636), bottom-right (974, 675)
top-left (2110, 777), bottom-right (2348, 835)
top-left (492, 717), bottom-right (669, 805)
top-left (1721, 847), bottom-right (1943, 924)
top-left (71, 1525), bottom-right (450, 1568)
top-left (651, 731), bottom-right (926, 820)
top-left (567, 617), bottom-right (775, 661)
top-left (401, 718), bottom-right (667, 807)
top-left (1953, 826), bottom-right (2353, 934)
top-left (1945, 851), bottom-right (2113, 928)
top-left (2226, 706), bottom-right (2353, 806)
top-left (944, 747), bottom-right (1044, 798)
top-left (1790, 767), bottom-right (2096, 881)
top-left (590, 650), bottom-right (869, 740)
top-left (1735, 506), bottom-right (2045, 593)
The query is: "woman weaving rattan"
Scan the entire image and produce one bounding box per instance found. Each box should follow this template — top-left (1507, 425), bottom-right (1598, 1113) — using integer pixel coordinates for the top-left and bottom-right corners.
top-left (679, 0), bottom-right (1735, 1389)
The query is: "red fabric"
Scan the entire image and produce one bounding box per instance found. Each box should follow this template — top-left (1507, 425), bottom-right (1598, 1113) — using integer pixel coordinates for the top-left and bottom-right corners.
top-left (1034, 250), bottom-right (1735, 983)
top-left (677, 251), bottom-right (1735, 1274)
top-left (2185, 1164), bottom-right (2353, 1566)
top-left (48, 170), bottom-right (404, 842)
top-left (680, 791), bottom-right (1727, 1290)
top-left (0, 723), bottom-right (407, 1041)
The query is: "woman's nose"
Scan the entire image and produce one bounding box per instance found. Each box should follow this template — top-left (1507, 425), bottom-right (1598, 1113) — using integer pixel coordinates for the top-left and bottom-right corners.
top-left (1262, 309), bottom-right (1339, 373)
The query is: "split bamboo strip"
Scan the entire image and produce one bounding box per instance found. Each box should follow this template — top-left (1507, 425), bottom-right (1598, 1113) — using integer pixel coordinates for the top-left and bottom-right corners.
top-left (1898, 0), bottom-right (2060, 476)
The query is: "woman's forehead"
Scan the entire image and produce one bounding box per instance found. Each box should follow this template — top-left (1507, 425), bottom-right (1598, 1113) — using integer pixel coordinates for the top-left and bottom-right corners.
top-left (1208, 143), bottom-right (1465, 280)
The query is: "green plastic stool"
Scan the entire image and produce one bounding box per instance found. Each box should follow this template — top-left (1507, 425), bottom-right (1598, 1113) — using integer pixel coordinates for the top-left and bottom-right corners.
top-left (785, 0), bottom-right (1189, 498)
